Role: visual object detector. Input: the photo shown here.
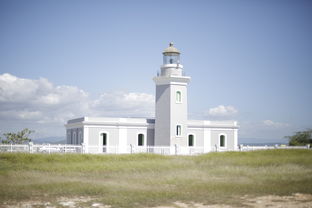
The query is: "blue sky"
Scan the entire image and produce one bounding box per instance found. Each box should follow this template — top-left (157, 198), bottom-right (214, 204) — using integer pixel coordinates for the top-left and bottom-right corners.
top-left (0, 0), bottom-right (311, 143)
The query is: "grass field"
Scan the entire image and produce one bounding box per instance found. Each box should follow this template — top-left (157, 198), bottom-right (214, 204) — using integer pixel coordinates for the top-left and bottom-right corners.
top-left (0, 150), bottom-right (312, 207)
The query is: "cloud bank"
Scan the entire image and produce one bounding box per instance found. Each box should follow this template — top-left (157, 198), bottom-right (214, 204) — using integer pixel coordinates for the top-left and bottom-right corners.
top-left (0, 73), bottom-right (154, 137)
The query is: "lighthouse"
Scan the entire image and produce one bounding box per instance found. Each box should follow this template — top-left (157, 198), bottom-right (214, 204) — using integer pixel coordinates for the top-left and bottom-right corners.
top-left (66, 43), bottom-right (239, 154)
top-left (153, 43), bottom-right (191, 146)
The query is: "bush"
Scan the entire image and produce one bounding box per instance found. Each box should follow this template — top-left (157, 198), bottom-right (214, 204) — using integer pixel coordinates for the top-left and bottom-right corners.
top-left (0, 128), bottom-right (34, 144)
top-left (286, 129), bottom-right (312, 146)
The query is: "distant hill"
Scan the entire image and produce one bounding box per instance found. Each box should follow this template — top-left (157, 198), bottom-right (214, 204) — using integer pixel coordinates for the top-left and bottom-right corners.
top-left (32, 137), bottom-right (66, 144)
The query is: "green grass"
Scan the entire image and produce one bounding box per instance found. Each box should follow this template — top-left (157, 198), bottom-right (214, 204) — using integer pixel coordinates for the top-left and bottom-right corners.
top-left (0, 150), bottom-right (312, 207)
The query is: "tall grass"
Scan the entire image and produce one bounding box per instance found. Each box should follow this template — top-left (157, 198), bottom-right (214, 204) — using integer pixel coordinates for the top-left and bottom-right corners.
top-left (0, 150), bottom-right (312, 207)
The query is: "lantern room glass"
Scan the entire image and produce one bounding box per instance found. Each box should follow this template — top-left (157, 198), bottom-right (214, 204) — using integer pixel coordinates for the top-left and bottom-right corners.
top-left (163, 52), bottom-right (180, 64)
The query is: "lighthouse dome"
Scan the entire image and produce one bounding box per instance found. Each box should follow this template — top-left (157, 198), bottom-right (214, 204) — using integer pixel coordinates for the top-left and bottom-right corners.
top-left (163, 42), bottom-right (180, 55)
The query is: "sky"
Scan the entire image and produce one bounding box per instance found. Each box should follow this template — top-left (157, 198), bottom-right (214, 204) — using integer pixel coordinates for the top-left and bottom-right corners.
top-left (0, 0), bottom-right (311, 143)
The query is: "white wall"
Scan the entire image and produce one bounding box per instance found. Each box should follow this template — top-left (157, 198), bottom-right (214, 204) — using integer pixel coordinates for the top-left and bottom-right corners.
top-left (65, 119), bottom-right (237, 151)
top-left (154, 84), bottom-right (171, 146)
top-left (88, 127), bottom-right (119, 146)
top-left (211, 129), bottom-right (235, 150)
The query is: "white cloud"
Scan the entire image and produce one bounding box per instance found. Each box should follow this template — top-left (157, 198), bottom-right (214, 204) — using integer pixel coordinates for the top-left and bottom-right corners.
top-left (207, 105), bottom-right (238, 117)
top-left (0, 73), bottom-right (89, 124)
top-left (263, 120), bottom-right (289, 128)
top-left (0, 73), bottom-right (154, 138)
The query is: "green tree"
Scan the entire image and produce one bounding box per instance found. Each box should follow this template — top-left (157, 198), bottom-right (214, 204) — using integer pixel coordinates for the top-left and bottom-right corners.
top-left (0, 128), bottom-right (34, 144)
top-left (286, 129), bottom-right (312, 146)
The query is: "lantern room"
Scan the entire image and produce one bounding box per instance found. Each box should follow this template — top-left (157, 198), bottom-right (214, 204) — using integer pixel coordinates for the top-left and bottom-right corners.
top-left (163, 42), bottom-right (180, 65)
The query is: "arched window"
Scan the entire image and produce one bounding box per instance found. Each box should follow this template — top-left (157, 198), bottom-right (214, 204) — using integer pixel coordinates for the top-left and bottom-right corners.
top-left (188, 135), bottom-right (194, 146)
top-left (220, 135), bottom-right (225, 147)
top-left (176, 125), bottom-right (181, 136)
top-left (138, 134), bottom-right (144, 146)
top-left (176, 91), bottom-right (181, 103)
top-left (101, 133), bottom-right (107, 146)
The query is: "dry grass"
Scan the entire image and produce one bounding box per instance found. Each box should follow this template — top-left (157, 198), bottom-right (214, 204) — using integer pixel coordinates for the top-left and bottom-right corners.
top-left (0, 150), bottom-right (312, 207)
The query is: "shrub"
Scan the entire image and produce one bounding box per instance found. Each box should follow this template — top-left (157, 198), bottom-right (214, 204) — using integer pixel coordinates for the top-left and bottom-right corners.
top-left (286, 129), bottom-right (312, 146)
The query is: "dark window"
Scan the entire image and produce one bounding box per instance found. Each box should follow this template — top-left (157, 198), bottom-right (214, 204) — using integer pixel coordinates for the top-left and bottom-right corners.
top-left (101, 133), bottom-right (107, 146)
top-left (188, 135), bottom-right (194, 146)
top-left (176, 91), bottom-right (181, 102)
top-left (220, 135), bottom-right (225, 147)
top-left (176, 125), bottom-right (181, 136)
top-left (138, 134), bottom-right (144, 146)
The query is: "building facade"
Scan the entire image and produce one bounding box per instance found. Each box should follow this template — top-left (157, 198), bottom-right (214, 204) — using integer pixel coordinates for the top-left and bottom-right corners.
top-left (65, 43), bottom-right (239, 154)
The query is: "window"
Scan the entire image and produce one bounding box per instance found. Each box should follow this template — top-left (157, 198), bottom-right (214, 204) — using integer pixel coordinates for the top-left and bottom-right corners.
top-left (176, 125), bottom-right (181, 136)
top-left (220, 135), bottom-right (225, 147)
top-left (188, 135), bottom-right (194, 146)
top-left (176, 91), bottom-right (181, 103)
top-left (100, 132), bottom-right (108, 153)
top-left (101, 133), bottom-right (107, 146)
top-left (138, 134), bottom-right (144, 146)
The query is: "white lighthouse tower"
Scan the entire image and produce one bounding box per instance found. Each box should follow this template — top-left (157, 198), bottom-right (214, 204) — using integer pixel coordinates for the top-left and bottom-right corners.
top-left (153, 43), bottom-right (191, 146)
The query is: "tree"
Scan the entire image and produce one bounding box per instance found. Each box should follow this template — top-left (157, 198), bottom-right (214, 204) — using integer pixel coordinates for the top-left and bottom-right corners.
top-left (286, 129), bottom-right (312, 146)
top-left (0, 128), bottom-right (34, 144)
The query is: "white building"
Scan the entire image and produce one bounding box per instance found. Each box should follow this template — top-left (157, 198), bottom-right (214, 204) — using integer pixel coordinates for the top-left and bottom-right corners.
top-left (65, 43), bottom-right (239, 154)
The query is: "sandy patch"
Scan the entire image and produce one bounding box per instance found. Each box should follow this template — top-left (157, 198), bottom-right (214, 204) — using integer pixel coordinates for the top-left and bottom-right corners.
top-left (242, 193), bottom-right (312, 208)
top-left (153, 201), bottom-right (233, 208)
top-left (152, 193), bottom-right (312, 208)
top-left (1, 193), bottom-right (311, 208)
top-left (2, 196), bottom-right (111, 208)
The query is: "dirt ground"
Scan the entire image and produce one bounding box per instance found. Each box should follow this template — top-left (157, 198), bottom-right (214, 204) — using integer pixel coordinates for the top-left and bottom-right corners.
top-left (154, 193), bottom-right (312, 208)
top-left (1, 193), bottom-right (312, 208)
